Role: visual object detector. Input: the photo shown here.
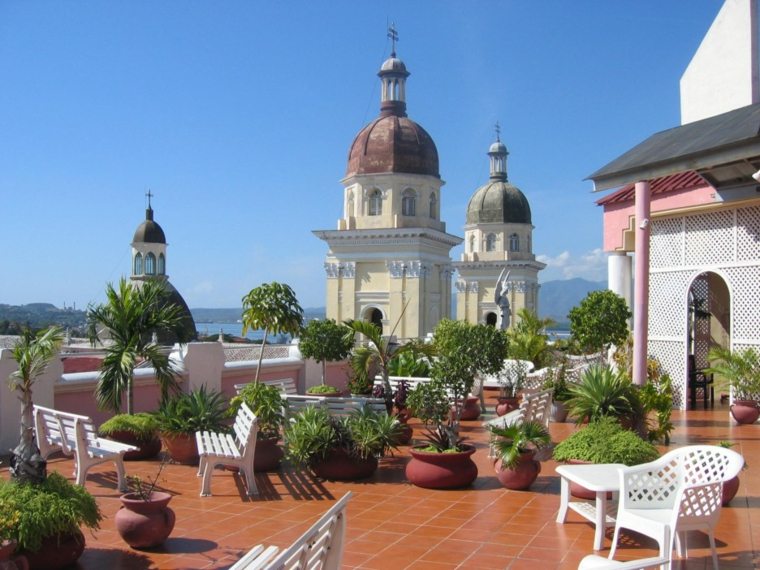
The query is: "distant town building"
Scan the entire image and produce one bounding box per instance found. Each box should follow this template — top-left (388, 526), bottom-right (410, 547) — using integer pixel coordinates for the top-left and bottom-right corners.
top-left (314, 35), bottom-right (461, 339)
top-left (454, 130), bottom-right (545, 327)
top-left (131, 195), bottom-right (197, 342)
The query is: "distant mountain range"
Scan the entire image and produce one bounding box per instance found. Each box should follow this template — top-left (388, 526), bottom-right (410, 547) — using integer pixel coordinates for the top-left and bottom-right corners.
top-left (538, 277), bottom-right (606, 327)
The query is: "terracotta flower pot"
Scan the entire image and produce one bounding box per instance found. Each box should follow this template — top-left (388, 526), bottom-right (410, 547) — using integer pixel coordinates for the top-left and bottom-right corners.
top-left (161, 433), bottom-right (198, 465)
top-left (115, 491), bottom-right (176, 549)
top-left (20, 531), bottom-right (84, 570)
top-left (565, 459), bottom-right (612, 500)
top-left (406, 444), bottom-right (478, 489)
top-left (254, 437), bottom-right (285, 472)
top-left (730, 401), bottom-right (760, 425)
top-left (495, 450), bottom-right (541, 490)
top-left (495, 396), bottom-right (520, 417)
top-left (108, 430), bottom-right (162, 461)
top-left (454, 396), bottom-right (482, 421)
top-left (722, 475), bottom-right (740, 506)
top-left (551, 401), bottom-right (569, 423)
top-left (312, 448), bottom-right (378, 481)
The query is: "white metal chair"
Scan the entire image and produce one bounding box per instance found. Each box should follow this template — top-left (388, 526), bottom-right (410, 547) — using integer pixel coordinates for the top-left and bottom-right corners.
top-left (578, 555), bottom-right (668, 570)
top-left (230, 492), bottom-right (351, 570)
top-left (609, 445), bottom-right (743, 570)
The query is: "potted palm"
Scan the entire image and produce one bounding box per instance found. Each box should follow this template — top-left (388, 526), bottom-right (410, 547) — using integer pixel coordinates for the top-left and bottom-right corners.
top-left (299, 318), bottom-right (353, 396)
top-left (706, 347), bottom-right (760, 424)
top-left (4, 327), bottom-right (102, 569)
top-left (154, 386), bottom-right (228, 465)
top-left (285, 406), bottom-right (402, 480)
top-left (489, 420), bottom-right (551, 490)
top-left (241, 282), bottom-right (304, 384)
top-left (228, 382), bottom-right (285, 471)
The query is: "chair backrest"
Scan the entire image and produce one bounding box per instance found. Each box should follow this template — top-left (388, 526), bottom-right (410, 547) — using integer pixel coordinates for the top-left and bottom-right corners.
top-left (619, 445), bottom-right (744, 512)
top-left (264, 492), bottom-right (352, 570)
top-left (234, 403), bottom-right (259, 458)
top-left (322, 397), bottom-right (387, 417)
top-left (521, 389), bottom-right (553, 428)
top-left (33, 404), bottom-right (96, 456)
top-left (672, 480), bottom-right (723, 532)
top-left (235, 378), bottom-right (298, 396)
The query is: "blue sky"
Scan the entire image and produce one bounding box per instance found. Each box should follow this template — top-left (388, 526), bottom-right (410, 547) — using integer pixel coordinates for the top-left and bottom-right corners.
top-left (0, 1), bottom-right (723, 309)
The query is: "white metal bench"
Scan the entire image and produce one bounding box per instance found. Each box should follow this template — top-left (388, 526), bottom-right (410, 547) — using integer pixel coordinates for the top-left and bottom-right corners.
top-left (33, 404), bottom-right (137, 492)
top-left (230, 492), bottom-right (352, 570)
top-left (235, 378), bottom-right (298, 396)
top-left (196, 402), bottom-right (259, 497)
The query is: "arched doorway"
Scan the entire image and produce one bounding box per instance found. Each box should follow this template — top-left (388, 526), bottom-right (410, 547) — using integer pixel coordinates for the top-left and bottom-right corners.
top-left (363, 307), bottom-right (384, 335)
top-left (485, 312), bottom-right (497, 326)
top-left (687, 271), bottom-right (730, 392)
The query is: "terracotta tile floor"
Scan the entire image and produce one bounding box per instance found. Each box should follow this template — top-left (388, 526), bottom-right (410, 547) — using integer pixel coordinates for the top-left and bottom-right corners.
top-left (3, 393), bottom-right (760, 569)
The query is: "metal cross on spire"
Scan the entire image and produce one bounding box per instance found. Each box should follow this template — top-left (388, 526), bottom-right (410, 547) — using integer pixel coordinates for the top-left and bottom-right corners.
top-left (388, 23), bottom-right (398, 57)
top-left (146, 189), bottom-right (153, 209)
top-left (495, 121), bottom-right (501, 142)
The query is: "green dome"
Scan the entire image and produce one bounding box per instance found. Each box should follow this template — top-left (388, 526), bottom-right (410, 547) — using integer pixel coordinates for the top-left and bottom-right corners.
top-left (466, 180), bottom-right (532, 225)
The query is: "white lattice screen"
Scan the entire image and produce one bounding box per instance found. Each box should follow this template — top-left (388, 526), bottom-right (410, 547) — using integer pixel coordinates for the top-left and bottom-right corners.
top-left (648, 204), bottom-right (760, 409)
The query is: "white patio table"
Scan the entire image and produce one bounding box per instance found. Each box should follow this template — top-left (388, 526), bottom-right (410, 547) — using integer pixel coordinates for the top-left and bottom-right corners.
top-left (556, 463), bottom-right (624, 551)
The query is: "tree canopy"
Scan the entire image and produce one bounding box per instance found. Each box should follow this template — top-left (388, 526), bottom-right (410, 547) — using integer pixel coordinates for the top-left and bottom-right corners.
top-left (568, 290), bottom-right (631, 353)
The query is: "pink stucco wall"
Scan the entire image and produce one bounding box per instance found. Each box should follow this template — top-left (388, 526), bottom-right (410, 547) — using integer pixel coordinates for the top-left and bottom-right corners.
top-left (602, 185), bottom-right (717, 251)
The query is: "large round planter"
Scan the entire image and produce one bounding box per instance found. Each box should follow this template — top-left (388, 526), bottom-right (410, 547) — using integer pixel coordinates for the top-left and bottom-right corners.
top-left (20, 531), bottom-right (84, 570)
top-left (254, 438), bottom-right (284, 472)
top-left (495, 397), bottom-right (520, 417)
top-left (115, 491), bottom-right (176, 549)
top-left (161, 433), bottom-right (198, 465)
top-left (722, 475), bottom-right (740, 506)
top-left (730, 401), bottom-right (760, 425)
top-left (406, 444), bottom-right (478, 489)
top-left (107, 430), bottom-right (162, 461)
top-left (312, 448), bottom-right (378, 481)
top-left (551, 401), bottom-right (569, 423)
top-left (495, 450), bottom-right (541, 490)
top-left (455, 396), bottom-right (481, 421)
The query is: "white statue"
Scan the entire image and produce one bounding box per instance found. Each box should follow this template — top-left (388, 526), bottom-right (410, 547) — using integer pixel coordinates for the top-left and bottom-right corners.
top-left (494, 268), bottom-right (511, 330)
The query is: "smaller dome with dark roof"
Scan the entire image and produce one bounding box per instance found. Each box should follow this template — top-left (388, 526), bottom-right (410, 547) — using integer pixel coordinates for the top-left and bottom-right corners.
top-left (466, 181), bottom-right (532, 225)
top-left (133, 207), bottom-right (166, 244)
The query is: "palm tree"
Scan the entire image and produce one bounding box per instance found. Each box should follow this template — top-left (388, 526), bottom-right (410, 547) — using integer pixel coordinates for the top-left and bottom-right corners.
top-left (508, 308), bottom-right (555, 368)
top-left (7, 326), bottom-right (63, 483)
top-left (343, 310), bottom-right (435, 410)
top-left (241, 282), bottom-right (304, 384)
top-left (87, 278), bottom-right (184, 415)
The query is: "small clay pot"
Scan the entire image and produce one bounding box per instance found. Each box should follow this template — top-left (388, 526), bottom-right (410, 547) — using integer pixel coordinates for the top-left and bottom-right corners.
top-left (495, 450), bottom-right (541, 490)
top-left (730, 401), bottom-right (760, 425)
top-left (495, 396), bottom-right (520, 416)
top-left (115, 491), bottom-right (176, 549)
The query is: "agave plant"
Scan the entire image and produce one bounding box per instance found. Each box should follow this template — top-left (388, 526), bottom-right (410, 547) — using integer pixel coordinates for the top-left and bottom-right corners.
top-left (566, 364), bottom-right (641, 425)
top-left (154, 386), bottom-right (229, 436)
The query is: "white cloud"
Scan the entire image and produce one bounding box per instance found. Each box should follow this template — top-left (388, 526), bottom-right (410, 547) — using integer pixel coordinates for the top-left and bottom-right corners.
top-left (537, 248), bottom-right (607, 282)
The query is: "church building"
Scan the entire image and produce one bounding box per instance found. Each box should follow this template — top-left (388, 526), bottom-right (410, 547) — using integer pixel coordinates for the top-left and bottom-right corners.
top-left (131, 195), bottom-right (197, 342)
top-left (313, 39), bottom-right (461, 339)
top-left (454, 131), bottom-right (545, 327)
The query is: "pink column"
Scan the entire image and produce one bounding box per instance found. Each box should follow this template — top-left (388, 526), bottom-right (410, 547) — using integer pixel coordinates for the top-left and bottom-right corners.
top-left (633, 180), bottom-right (651, 386)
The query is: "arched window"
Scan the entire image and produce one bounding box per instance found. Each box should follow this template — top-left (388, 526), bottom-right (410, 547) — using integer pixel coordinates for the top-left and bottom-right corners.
top-left (158, 253), bottom-right (165, 275)
top-left (468, 234), bottom-right (475, 252)
top-left (402, 189), bottom-right (416, 216)
top-left (369, 190), bottom-right (382, 216)
top-left (133, 253), bottom-right (143, 275)
top-left (485, 313), bottom-right (497, 326)
top-left (485, 233), bottom-right (497, 252)
top-left (429, 193), bottom-right (437, 218)
top-left (145, 253), bottom-right (156, 275)
top-left (509, 233), bottom-right (519, 252)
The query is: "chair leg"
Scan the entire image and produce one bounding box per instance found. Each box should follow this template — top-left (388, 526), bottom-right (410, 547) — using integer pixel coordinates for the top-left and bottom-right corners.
top-left (197, 456), bottom-right (206, 477)
top-left (707, 531), bottom-right (718, 570)
top-left (608, 526), bottom-right (621, 559)
top-left (114, 458), bottom-right (129, 493)
top-left (241, 464), bottom-right (258, 497)
top-left (200, 460), bottom-right (214, 497)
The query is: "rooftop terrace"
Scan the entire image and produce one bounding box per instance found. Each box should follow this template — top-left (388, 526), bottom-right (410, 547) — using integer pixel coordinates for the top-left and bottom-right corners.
top-left (2, 396), bottom-right (758, 570)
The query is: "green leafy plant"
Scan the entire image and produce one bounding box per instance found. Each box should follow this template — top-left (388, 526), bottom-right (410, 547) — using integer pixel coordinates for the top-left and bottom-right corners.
top-left (347, 369), bottom-right (373, 395)
top-left (284, 406), bottom-right (401, 467)
top-left (6, 326), bottom-right (64, 483)
top-left (541, 360), bottom-right (572, 403)
top-left (306, 384), bottom-right (342, 395)
top-left (241, 282), bottom-right (304, 384)
top-left (568, 290), bottom-right (631, 353)
top-left (507, 308), bottom-right (556, 368)
top-left (0, 472), bottom-right (102, 553)
top-left (489, 420), bottom-right (551, 469)
top-left (705, 346), bottom-right (760, 400)
top-left (228, 382), bottom-right (284, 440)
top-left (387, 341), bottom-right (433, 377)
top-left (298, 319), bottom-right (353, 385)
top-left (553, 417), bottom-right (659, 465)
top-left (154, 386), bottom-right (229, 436)
top-left (99, 412), bottom-right (160, 440)
top-left (639, 373), bottom-right (674, 444)
top-left (87, 278), bottom-right (184, 415)
top-left (566, 364), bottom-right (642, 426)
